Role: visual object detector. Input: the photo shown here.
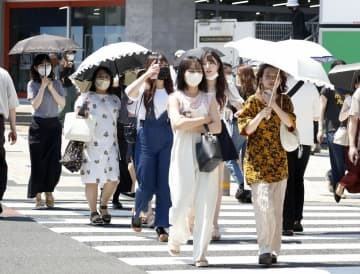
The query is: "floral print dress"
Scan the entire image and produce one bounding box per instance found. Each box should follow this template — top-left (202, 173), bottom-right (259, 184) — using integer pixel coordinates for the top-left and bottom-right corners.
top-left (74, 92), bottom-right (121, 187)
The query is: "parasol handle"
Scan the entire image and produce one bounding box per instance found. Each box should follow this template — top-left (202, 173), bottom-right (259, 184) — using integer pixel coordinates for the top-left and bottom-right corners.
top-left (266, 69), bottom-right (281, 120)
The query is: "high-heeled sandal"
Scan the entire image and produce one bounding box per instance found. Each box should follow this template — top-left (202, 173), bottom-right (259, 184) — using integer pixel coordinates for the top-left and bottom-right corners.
top-left (90, 212), bottom-right (103, 225)
top-left (99, 205), bottom-right (111, 224)
top-left (35, 193), bottom-right (45, 209)
top-left (336, 184), bottom-right (345, 197)
top-left (45, 192), bottom-right (54, 208)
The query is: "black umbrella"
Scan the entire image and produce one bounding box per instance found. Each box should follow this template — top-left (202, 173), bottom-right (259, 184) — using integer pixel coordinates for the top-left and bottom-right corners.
top-left (9, 34), bottom-right (80, 55)
top-left (70, 42), bottom-right (150, 92)
top-left (328, 63), bottom-right (360, 93)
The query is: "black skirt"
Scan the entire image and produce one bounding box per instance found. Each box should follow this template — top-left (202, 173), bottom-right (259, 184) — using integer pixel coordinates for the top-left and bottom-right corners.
top-left (215, 120), bottom-right (239, 161)
top-left (27, 117), bottom-right (62, 198)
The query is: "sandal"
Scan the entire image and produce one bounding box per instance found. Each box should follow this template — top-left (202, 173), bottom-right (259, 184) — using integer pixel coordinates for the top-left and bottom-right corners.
top-left (99, 205), bottom-right (111, 224)
top-left (90, 212), bottom-right (103, 225)
top-left (195, 258), bottom-right (209, 267)
top-left (45, 192), bottom-right (55, 208)
top-left (168, 243), bottom-right (180, 256)
top-left (131, 215), bottom-right (142, 232)
top-left (155, 227), bottom-right (169, 242)
top-left (34, 193), bottom-right (45, 209)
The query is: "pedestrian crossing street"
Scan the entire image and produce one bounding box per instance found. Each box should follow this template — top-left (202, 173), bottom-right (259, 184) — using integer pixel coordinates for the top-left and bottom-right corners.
top-left (3, 198), bottom-right (360, 274)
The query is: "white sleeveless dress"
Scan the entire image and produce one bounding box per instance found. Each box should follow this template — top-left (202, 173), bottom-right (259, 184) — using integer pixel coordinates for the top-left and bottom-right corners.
top-left (168, 90), bottom-right (219, 262)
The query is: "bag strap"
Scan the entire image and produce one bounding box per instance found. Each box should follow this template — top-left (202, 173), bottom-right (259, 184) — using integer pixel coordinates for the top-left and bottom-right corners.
top-left (132, 94), bottom-right (144, 125)
top-left (203, 124), bottom-right (210, 133)
top-left (78, 95), bottom-right (90, 117)
top-left (287, 80), bottom-right (304, 98)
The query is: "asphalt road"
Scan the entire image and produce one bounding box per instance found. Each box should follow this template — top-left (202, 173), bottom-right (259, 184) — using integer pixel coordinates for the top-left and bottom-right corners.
top-left (1, 124), bottom-right (360, 274)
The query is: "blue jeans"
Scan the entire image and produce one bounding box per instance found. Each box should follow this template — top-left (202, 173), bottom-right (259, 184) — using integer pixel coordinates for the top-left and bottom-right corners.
top-left (224, 119), bottom-right (246, 187)
top-left (326, 131), bottom-right (346, 190)
top-left (134, 119), bottom-right (173, 227)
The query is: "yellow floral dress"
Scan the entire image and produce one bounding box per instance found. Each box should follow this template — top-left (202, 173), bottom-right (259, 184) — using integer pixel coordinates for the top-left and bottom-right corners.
top-left (238, 94), bottom-right (296, 185)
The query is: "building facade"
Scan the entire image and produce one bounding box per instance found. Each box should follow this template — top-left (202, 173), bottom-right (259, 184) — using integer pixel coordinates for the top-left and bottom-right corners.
top-left (1, 0), bottom-right (318, 95)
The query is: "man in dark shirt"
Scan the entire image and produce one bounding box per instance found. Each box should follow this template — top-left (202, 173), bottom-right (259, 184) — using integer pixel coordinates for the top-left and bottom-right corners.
top-left (287, 0), bottom-right (310, 40)
top-left (317, 60), bottom-right (349, 203)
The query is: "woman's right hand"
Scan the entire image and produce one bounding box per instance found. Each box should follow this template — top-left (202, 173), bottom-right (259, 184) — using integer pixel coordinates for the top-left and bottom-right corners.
top-left (317, 131), bottom-right (323, 144)
top-left (145, 60), bottom-right (160, 79)
top-left (349, 146), bottom-right (359, 165)
top-left (260, 107), bottom-right (272, 120)
top-left (41, 77), bottom-right (51, 89)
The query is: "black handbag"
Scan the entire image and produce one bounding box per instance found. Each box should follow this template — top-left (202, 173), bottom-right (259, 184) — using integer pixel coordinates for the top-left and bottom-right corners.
top-left (216, 120), bottom-right (239, 161)
top-left (196, 124), bottom-right (223, 172)
top-left (123, 123), bottom-right (137, 144)
top-left (123, 95), bottom-right (143, 144)
top-left (60, 140), bottom-right (84, 173)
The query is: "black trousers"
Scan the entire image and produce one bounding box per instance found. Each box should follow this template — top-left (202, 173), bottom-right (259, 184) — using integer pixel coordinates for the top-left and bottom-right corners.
top-left (112, 123), bottom-right (133, 203)
top-left (0, 115), bottom-right (7, 200)
top-left (283, 145), bottom-right (311, 230)
top-left (28, 117), bottom-right (62, 198)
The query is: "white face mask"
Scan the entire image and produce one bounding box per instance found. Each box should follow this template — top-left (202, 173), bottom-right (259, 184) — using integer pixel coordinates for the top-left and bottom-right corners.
top-left (66, 54), bottom-right (75, 61)
top-left (37, 65), bottom-right (52, 77)
top-left (95, 79), bottom-right (111, 91)
top-left (206, 72), bottom-right (219, 81)
top-left (184, 71), bottom-right (203, 87)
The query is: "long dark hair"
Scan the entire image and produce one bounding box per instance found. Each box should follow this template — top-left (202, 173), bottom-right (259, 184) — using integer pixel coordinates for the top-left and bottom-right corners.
top-left (256, 63), bottom-right (287, 94)
top-left (237, 65), bottom-right (256, 100)
top-left (143, 53), bottom-right (174, 114)
top-left (176, 56), bottom-right (207, 92)
top-left (201, 50), bottom-right (227, 110)
top-left (89, 66), bottom-right (114, 94)
top-left (30, 54), bottom-right (55, 83)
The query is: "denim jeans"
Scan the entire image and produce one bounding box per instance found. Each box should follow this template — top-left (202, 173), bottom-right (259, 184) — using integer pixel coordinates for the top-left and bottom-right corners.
top-left (326, 131), bottom-right (346, 190)
top-left (224, 119), bottom-right (246, 187)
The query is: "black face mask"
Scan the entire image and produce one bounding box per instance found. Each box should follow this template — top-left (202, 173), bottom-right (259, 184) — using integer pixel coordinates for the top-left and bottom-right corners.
top-left (157, 66), bottom-right (170, 80)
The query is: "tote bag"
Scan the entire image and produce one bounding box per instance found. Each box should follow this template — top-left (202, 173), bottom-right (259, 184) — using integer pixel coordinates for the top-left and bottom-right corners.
top-left (63, 112), bottom-right (96, 142)
top-left (280, 95), bottom-right (300, 152)
top-left (196, 124), bottom-right (222, 172)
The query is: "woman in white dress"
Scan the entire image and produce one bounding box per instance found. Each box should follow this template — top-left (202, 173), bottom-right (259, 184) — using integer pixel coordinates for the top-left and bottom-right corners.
top-left (75, 66), bottom-right (121, 225)
top-left (167, 56), bottom-right (221, 267)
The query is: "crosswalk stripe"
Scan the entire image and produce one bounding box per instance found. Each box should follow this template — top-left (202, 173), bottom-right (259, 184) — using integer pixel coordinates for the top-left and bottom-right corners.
top-left (49, 226), bottom-right (360, 234)
top-left (71, 234), bottom-right (360, 243)
top-left (219, 211), bottom-right (360, 217)
top-left (119, 254), bottom-right (359, 266)
top-left (147, 267), bottom-right (360, 274)
top-left (48, 226), bottom-right (360, 234)
top-left (4, 202), bottom-right (358, 211)
top-left (4, 198), bottom-right (360, 273)
top-left (72, 235), bottom-right (152, 242)
top-left (33, 217), bottom-right (360, 225)
top-left (94, 243), bottom-right (360, 253)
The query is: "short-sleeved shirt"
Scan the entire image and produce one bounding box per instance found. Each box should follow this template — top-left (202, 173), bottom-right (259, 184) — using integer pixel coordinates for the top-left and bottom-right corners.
top-left (27, 79), bottom-right (65, 118)
top-left (238, 94), bottom-right (296, 185)
top-left (126, 83), bottom-right (169, 128)
top-left (349, 88), bottom-right (360, 118)
top-left (320, 87), bottom-right (350, 132)
top-left (0, 67), bottom-right (19, 119)
top-left (349, 88), bottom-right (360, 149)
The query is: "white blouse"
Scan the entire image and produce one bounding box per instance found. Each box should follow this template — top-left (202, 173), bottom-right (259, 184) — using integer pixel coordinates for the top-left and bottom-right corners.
top-left (127, 83), bottom-right (169, 127)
